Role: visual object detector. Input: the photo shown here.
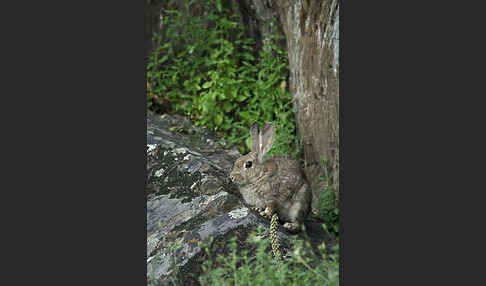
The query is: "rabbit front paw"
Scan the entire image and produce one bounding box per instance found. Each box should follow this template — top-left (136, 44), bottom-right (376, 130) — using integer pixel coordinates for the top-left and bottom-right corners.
top-left (252, 206), bottom-right (265, 215)
top-left (252, 206), bottom-right (272, 219)
top-left (283, 222), bottom-right (300, 233)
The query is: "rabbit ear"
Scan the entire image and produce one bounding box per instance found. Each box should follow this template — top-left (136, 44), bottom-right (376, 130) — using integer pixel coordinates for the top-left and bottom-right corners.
top-left (250, 122), bottom-right (259, 153)
top-left (258, 122), bottom-right (275, 163)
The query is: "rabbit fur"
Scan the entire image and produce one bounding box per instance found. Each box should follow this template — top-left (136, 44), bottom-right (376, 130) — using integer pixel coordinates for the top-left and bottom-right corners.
top-left (229, 122), bottom-right (312, 232)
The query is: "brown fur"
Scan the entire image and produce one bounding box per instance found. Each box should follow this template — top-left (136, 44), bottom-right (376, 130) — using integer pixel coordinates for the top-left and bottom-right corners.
top-left (229, 123), bottom-right (312, 232)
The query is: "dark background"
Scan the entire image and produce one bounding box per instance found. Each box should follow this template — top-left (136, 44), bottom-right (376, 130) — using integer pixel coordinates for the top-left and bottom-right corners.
top-left (1, 0), bottom-right (484, 285)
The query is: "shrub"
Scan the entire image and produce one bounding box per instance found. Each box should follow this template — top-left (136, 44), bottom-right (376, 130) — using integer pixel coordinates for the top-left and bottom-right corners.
top-left (199, 228), bottom-right (339, 286)
top-left (146, 0), bottom-right (298, 156)
top-left (316, 159), bottom-right (339, 238)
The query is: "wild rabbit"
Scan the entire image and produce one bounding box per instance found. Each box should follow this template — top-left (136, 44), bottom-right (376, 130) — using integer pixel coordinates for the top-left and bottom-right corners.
top-left (229, 122), bottom-right (312, 232)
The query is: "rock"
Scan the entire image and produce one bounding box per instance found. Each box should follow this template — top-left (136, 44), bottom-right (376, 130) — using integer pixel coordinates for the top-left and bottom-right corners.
top-left (146, 113), bottom-right (330, 285)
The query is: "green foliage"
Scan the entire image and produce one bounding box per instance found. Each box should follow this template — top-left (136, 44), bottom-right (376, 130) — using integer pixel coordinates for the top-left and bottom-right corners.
top-left (316, 189), bottom-right (339, 238)
top-left (147, 0), bottom-right (298, 156)
top-left (198, 228), bottom-right (339, 286)
top-left (316, 159), bottom-right (339, 238)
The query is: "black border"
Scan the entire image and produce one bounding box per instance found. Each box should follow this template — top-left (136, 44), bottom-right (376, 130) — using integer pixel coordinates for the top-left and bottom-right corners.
top-left (4, 1), bottom-right (147, 284)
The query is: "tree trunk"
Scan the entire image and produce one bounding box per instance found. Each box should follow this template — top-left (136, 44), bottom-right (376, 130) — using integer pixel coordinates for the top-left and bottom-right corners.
top-left (273, 0), bottom-right (340, 205)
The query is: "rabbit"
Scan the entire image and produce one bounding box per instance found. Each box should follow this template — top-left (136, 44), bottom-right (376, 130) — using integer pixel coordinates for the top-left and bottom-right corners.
top-left (229, 122), bottom-right (312, 232)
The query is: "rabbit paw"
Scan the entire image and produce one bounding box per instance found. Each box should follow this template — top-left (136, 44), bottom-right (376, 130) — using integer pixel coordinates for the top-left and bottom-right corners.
top-left (252, 207), bottom-right (266, 216)
top-left (283, 222), bottom-right (300, 233)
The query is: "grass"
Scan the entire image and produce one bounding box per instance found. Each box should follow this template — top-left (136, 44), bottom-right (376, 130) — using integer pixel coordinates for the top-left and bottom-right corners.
top-left (198, 227), bottom-right (339, 286)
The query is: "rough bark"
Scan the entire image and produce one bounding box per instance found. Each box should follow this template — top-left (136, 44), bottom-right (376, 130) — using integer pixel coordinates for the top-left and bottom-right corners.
top-left (274, 0), bottom-right (339, 204)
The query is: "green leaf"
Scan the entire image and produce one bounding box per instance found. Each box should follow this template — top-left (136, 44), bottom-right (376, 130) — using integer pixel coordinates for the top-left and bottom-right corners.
top-left (215, 114), bottom-right (223, 126)
top-left (239, 111), bottom-right (250, 119)
top-left (158, 55), bottom-right (169, 64)
top-left (202, 102), bottom-right (210, 113)
top-left (202, 81), bottom-right (212, 89)
top-left (237, 92), bottom-right (248, 102)
top-left (223, 101), bottom-right (232, 112)
top-left (228, 88), bottom-right (238, 100)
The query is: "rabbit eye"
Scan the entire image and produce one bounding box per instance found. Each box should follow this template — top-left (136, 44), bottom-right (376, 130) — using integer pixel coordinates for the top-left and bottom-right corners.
top-left (245, 161), bottom-right (252, 168)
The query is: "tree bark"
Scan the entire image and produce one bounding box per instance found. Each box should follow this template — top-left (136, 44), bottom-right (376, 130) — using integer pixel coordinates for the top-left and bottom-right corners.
top-left (273, 0), bottom-right (340, 204)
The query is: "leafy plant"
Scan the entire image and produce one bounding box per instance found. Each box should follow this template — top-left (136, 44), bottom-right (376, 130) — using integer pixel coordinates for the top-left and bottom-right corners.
top-left (316, 189), bottom-right (339, 238)
top-left (316, 159), bottom-right (339, 238)
top-left (198, 227), bottom-right (339, 286)
top-left (146, 0), bottom-right (299, 156)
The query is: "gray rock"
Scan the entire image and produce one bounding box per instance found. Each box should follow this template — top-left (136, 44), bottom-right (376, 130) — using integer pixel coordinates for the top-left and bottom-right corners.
top-left (146, 113), bottom-right (330, 286)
